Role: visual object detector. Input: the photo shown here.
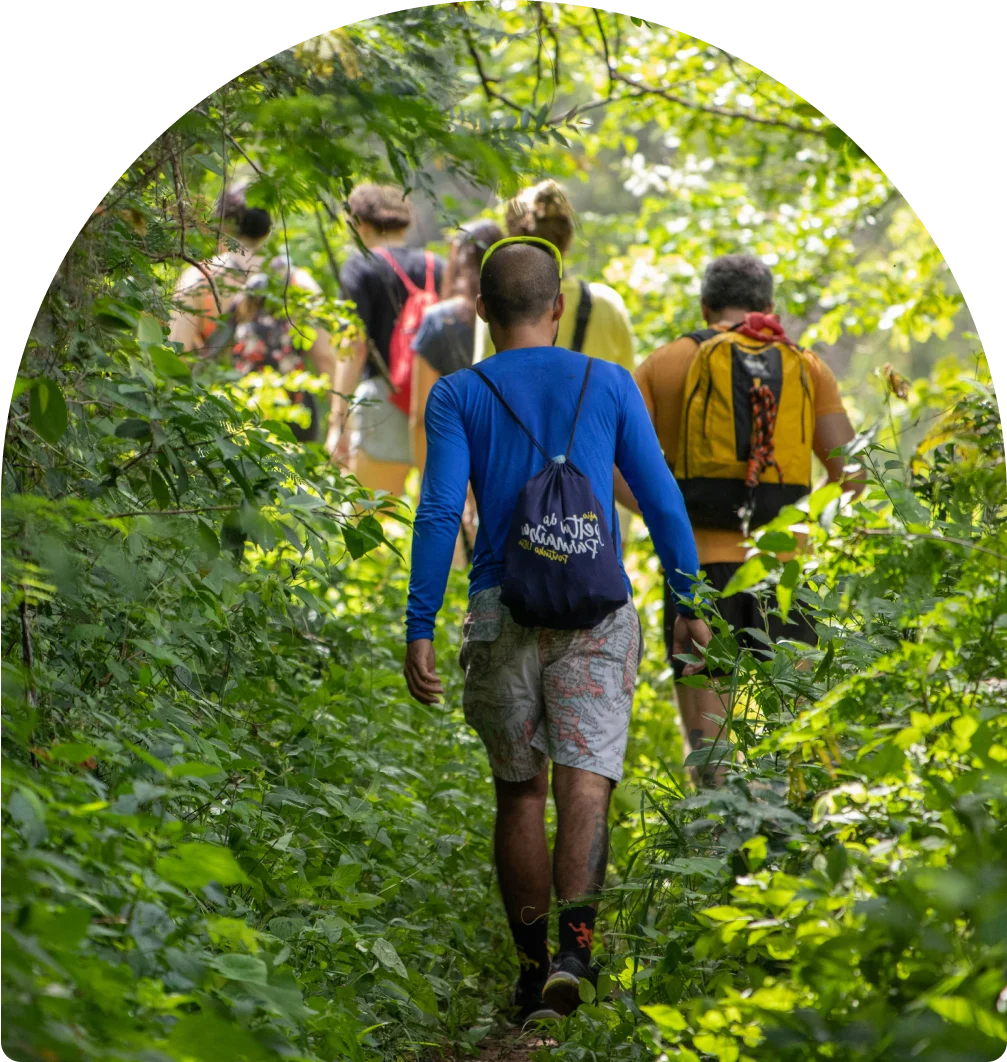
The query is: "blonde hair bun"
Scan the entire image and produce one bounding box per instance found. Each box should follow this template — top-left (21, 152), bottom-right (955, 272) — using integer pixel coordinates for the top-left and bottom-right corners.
top-left (505, 179), bottom-right (576, 255)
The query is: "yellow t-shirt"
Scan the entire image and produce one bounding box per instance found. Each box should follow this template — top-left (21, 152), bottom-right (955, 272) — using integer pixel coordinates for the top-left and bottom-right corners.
top-left (635, 325), bottom-right (847, 564)
top-left (475, 277), bottom-right (635, 369)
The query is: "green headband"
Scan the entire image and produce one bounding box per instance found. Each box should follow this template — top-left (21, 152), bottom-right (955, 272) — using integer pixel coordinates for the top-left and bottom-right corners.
top-left (480, 236), bottom-right (564, 278)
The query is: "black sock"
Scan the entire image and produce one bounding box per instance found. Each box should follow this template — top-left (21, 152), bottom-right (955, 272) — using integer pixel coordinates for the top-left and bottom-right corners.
top-left (509, 915), bottom-right (549, 984)
top-left (558, 905), bottom-right (596, 965)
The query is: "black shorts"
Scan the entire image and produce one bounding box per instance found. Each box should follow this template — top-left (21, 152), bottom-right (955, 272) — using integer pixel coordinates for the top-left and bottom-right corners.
top-left (664, 562), bottom-right (817, 679)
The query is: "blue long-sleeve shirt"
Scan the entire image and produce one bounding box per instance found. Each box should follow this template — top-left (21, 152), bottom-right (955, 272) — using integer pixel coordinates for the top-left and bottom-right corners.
top-left (406, 346), bottom-right (701, 642)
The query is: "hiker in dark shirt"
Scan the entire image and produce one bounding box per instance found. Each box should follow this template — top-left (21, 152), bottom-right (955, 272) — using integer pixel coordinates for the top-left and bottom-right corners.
top-left (332, 185), bottom-right (445, 495)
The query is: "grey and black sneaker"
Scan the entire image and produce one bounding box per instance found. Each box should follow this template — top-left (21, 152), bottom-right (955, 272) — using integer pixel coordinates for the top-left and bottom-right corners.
top-left (541, 951), bottom-right (598, 1016)
top-left (510, 977), bottom-right (561, 1027)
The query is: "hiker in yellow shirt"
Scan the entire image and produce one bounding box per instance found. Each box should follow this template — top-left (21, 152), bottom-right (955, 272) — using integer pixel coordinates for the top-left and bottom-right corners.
top-left (474, 180), bottom-right (636, 544)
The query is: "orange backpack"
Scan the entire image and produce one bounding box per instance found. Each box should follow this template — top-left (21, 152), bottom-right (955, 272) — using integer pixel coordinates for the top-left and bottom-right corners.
top-left (373, 248), bottom-right (438, 414)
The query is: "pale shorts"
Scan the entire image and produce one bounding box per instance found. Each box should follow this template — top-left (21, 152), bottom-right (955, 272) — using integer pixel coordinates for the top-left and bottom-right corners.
top-left (350, 376), bottom-right (411, 465)
top-left (459, 587), bottom-right (643, 784)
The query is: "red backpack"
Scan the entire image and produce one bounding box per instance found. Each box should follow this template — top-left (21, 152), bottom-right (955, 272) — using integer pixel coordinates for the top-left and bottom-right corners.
top-left (373, 248), bottom-right (438, 415)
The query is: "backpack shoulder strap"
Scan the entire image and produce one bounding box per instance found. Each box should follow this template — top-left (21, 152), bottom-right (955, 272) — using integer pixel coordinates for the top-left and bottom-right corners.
top-left (373, 247), bottom-right (420, 297)
top-left (683, 327), bottom-right (719, 346)
top-left (565, 359), bottom-right (593, 459)
top-left (471, 368), bottom-right (550, 461)
top-left (570, 280), bottom-right (592, 353)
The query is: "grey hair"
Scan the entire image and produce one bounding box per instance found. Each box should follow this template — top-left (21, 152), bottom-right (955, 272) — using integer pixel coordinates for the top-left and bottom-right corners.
top-left (700, 254), bottom-right (774, 313)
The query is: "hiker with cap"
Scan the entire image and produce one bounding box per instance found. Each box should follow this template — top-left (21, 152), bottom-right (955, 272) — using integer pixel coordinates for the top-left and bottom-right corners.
top-left (621, 253), bottom-right (861, 784)
top-left (403, 235), bottom-right (709, 1025)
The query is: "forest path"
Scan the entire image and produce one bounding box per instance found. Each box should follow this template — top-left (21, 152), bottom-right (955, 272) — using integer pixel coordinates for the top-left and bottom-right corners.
top-left (445, 1031), bottom-right (557, 1060)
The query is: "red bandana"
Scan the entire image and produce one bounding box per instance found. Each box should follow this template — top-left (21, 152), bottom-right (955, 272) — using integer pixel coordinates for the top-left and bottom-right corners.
top-left (732, 311), bottom-right (797, 348)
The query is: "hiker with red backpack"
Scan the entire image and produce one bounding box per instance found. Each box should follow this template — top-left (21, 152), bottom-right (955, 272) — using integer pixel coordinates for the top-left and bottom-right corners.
top-left (620, 254), bottom-right (862, 784)
top-left (331, 185), bottom-right (444, 495)
top-left (403, 237), bottom-right (710, 1025)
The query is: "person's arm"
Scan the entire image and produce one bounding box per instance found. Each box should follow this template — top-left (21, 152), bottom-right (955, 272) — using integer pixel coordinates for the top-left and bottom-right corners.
top-left (410, 356), bottom-right (440, 474)
top-left (168, 266), bottom-right (210, 352)
top-left (809, 356), bottom-right (865, 497)
top-left (614, 371), bottom-right (700, 608)
top-left (612, 356), bottom-right (658, 516)
top-left (328, 257), bottom-right (373, 462)
top-left (404, 380), bottom-right (470, 702)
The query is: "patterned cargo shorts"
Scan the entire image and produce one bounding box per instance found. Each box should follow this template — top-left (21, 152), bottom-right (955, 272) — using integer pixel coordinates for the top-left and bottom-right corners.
top-left (459, 587), bottom-right (644, 784)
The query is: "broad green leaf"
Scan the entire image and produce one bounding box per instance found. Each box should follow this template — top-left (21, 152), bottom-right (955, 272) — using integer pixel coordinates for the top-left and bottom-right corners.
top-left (722, 554), bottom-right (780, 596)
top-left (807, 482), bottom-right (842, 521)
top-left (331, 861), bottom-right (364, 893)
top-left (168, 761), bottom-right (224, 779)
top-left (196, 520), bottom-right (220, 559)
top-left (8, 787), bottom-right (47, 845)
top-left (826, 843), bottom-right (848, 884)
top-left (137, 313), bottom-right (163, 347)
top-left (150, 345), bottom-right (192, 381)
top-left (342, 525), bottom-right (367, 560)
top-left (29, 378), bottom-right (68, 443)
top-left (776, 558), bottom-right (800, 620)
top-left (114, 418), bottom-right (152, 440)
top-left (267, 916), bottom-right (306, 941)
top-left (210, 953), bottom-right (268, 983)
top-left (755, 530), bottom-right (797, 555)
top-left (371, 938), bottom-right (408, 979)
top-left (167, 1013), bottom-right (269, 1060)
top-left (157, 842), bottom-right (250, 888)
top-left (642, 1004), bottom-right (687, 1031)
top-left (699, 905), bottom-right (750, 923)
top-left (149, 468), bottom-right (171, 509)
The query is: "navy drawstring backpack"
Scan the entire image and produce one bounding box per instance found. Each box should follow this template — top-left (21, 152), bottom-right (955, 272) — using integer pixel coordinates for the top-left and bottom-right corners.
top-left (472, 359), bottom-right (628, 630)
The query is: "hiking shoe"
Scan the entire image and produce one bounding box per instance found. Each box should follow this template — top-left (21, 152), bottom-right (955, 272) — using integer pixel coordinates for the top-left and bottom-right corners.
top-left (510, 976), bottom-right (560, 1026)
top-left (541, 951), bottom-right (598, 1016)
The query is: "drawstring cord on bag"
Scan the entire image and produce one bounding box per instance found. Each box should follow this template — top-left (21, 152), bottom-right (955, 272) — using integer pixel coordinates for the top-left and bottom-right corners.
top-left (739, 377), bottom-right (783, 535)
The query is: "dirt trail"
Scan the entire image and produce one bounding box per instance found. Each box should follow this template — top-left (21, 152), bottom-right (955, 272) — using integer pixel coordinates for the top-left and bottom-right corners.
top-left (445, 1031), bottom-right (557, 1061)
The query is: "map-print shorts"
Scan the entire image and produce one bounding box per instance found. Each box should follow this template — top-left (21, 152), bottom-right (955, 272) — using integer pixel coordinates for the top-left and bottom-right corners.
top-left (459, 587), bottom-right (644, 784)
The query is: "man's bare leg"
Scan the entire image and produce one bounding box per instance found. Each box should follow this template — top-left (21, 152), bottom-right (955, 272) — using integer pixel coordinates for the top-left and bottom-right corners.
top-left (676, 683), bottom-right (732, 786)
top-left (544, 764), bottom-right (612, 1013)
top-left (552, 764), bottom-right (611, 900)
top-left (494, 770), bottom-right (552, 991)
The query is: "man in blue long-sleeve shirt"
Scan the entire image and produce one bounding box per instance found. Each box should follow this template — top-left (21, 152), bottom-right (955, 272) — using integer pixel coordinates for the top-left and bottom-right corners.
top-left (403, 239), bottom-right (710, 1024)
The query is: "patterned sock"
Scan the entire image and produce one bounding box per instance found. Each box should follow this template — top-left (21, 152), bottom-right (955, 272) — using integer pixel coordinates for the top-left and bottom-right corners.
top-left (509, 916), bottom-right (550, 985)
top-left (558, 905), bottom-right (596, 965)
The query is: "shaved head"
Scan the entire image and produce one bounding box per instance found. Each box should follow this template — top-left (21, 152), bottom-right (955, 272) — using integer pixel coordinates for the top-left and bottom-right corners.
top-left (479, 243), bottom-right (561, 329)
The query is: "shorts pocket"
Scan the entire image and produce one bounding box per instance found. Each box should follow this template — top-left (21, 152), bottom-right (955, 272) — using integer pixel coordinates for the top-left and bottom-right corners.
top-left (460, 589), bottom-right (504, 664)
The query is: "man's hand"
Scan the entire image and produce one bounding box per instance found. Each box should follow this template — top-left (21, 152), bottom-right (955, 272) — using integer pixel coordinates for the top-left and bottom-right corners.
top-left (404, 639), bottom-right (444, 705)
top-left (672, 615), bottom-right (713, 677)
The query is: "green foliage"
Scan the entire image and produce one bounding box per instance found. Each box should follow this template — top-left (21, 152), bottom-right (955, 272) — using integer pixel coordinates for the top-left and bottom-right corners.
top-left (533, 359), bottom-right (1007, 1062)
